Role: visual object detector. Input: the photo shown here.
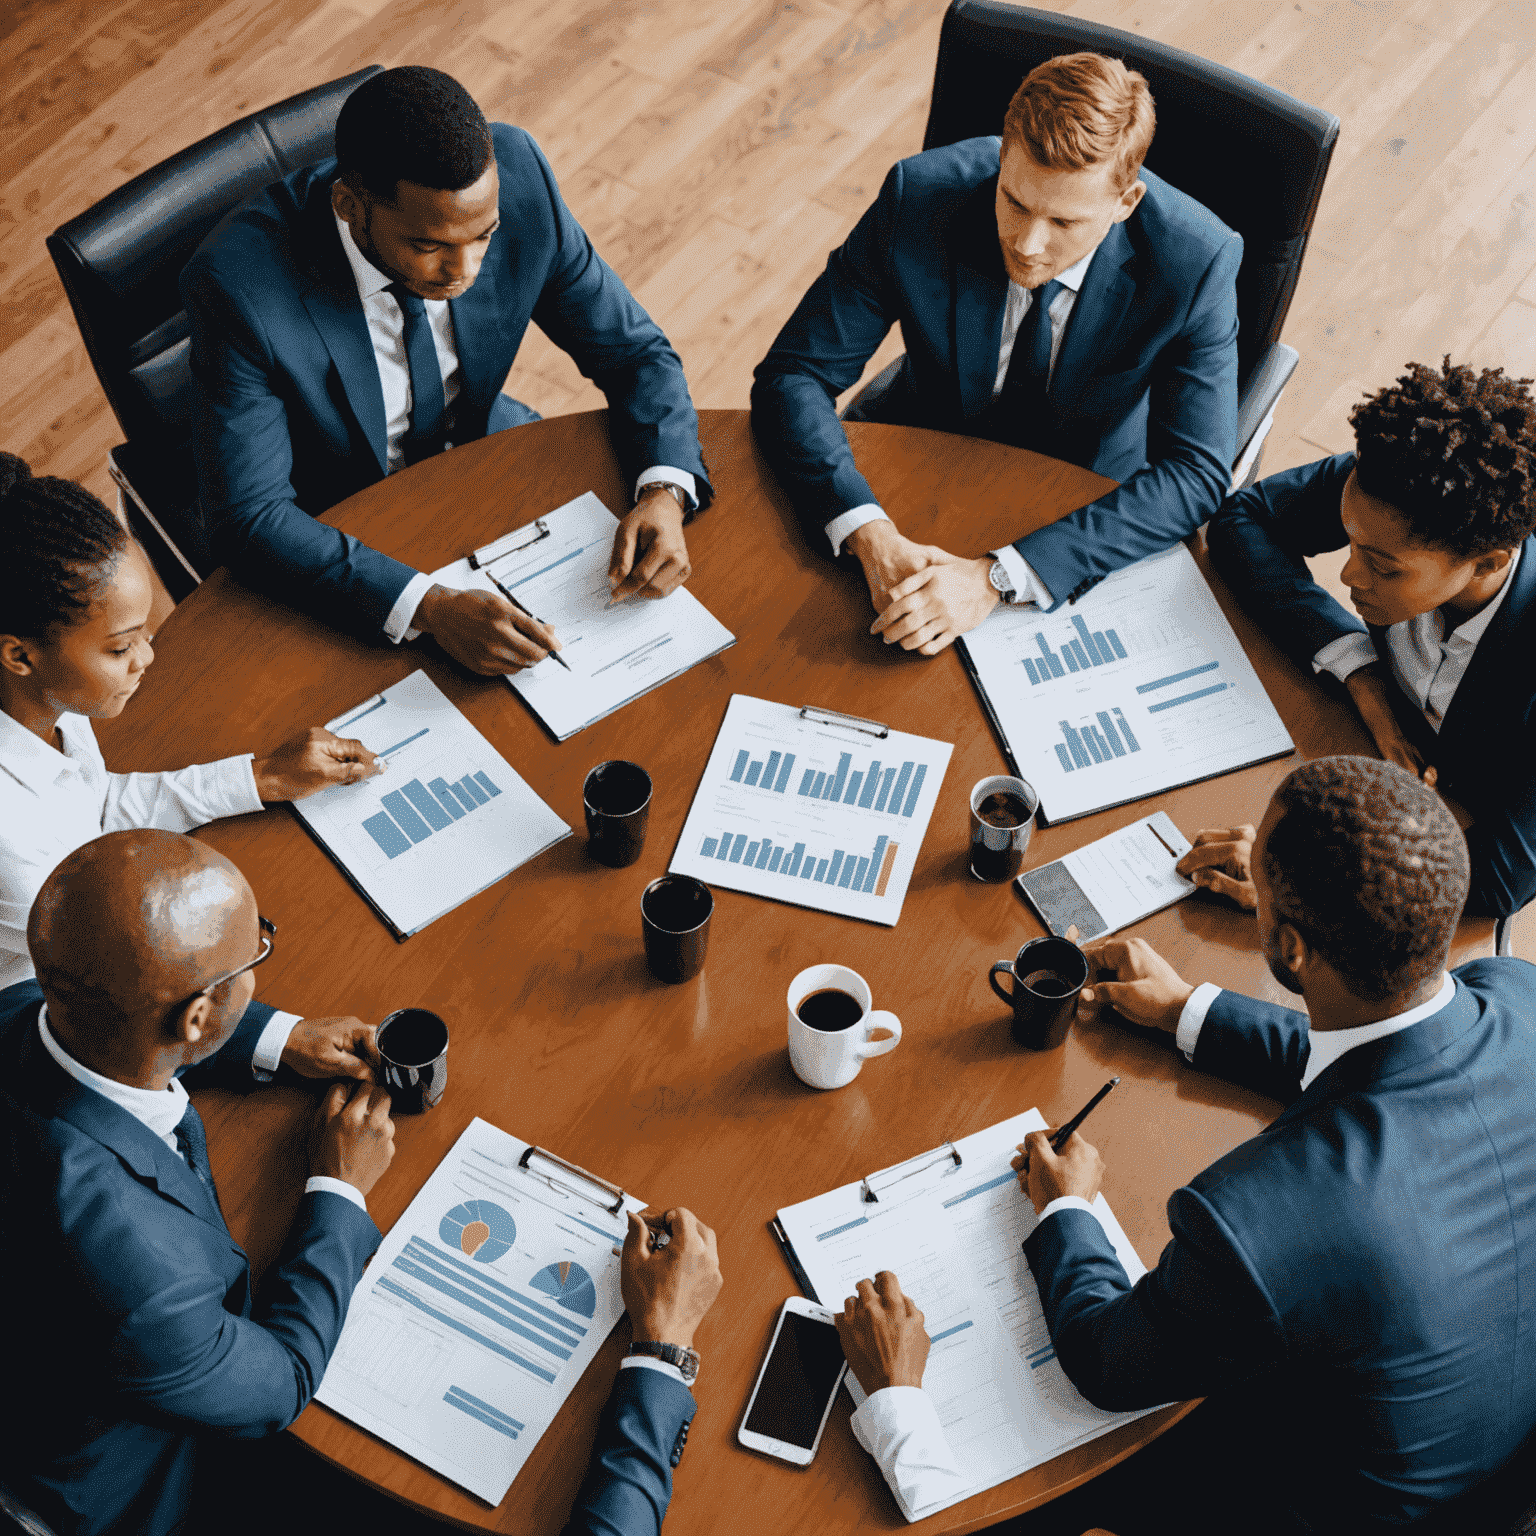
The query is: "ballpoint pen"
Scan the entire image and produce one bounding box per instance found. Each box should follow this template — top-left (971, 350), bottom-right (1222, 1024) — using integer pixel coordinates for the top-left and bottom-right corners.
top-left (483, 570), bottom-right (572, 671)
top-left (1050, 1076), bottom-right (1120, 1153)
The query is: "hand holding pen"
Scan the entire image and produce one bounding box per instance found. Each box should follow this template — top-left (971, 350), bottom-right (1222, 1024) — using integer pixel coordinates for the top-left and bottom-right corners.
top-left (481, 570), bottom-right (572, 671)
top-left (1010, 1078), bottom-right (1118, 1213)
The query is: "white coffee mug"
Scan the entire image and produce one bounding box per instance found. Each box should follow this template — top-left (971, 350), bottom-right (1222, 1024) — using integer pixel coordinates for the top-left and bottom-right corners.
top-left (786, 964), bottom-right (902, 1091)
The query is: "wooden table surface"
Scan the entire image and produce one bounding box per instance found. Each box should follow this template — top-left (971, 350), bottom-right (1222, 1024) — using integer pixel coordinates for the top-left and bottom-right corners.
top-left (97, 409), bottom-right (1493, 1533)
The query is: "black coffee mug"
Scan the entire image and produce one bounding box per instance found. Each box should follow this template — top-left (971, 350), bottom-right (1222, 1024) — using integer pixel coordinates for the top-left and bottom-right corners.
top-left (989, 937), bottom-right (1088, 1050)
top-left (641, 875), bottom-right (713, 983)
top-left (584, 760), bottom-right (653, 868)
top-left (376, 1008), bottom-right (450, 1112)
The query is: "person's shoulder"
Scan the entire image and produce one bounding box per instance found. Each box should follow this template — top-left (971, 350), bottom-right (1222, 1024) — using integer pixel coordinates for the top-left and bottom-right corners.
top-left (1131, 167), bottom-right (1239, 266)
top-left (183, 161), bottom-right (330, 292)
top-left (1453, 957), bottom-right (1536, 1016)
top-left (887, 135), bottom-right (1000, 202)
top-left (0, 979), bottom-right (45, 1042)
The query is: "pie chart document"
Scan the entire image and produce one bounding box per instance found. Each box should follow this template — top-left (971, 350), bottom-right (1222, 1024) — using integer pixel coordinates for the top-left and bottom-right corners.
top-left (317, 1117), bottom-right (645, 1506)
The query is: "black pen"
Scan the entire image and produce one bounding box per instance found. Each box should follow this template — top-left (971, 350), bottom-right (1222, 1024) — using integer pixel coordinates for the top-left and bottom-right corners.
top-left (1050, 1077), bottom-right (1120, 1153)
top-left (483, 570), bottom-right (572, 672)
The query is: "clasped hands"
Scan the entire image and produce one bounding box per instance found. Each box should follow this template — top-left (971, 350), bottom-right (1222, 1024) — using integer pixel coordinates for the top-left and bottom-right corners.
top-left (413, 487), bottom-right (691, 676)
top-left (847, 522), bottom-right (999, 657)
top-left (282, 1018), bottom-right (397, 1197)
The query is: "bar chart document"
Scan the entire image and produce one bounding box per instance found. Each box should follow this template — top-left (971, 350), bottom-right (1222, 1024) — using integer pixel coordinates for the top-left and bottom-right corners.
top-left (429, 493), bottom-right (735, 740)
top-left (958, 544), bottom-right (1294, 822)
top-left (667, 695), bottom-right (953, 926)
top-left (317, 1118), bottom-right (644, 1506)
top-left (291, 670), bottom-right (570, 937)
top-left (777, 1112), bottom-right (1161, 1520)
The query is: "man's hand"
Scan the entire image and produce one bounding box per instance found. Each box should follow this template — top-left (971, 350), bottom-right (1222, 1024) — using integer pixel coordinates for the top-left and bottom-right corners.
top-left (872, 555), bottom-right (999, 656)
top-left (609, 487), bottom-right (691, 600)
top-left (253, 727), bottom-right (384, 801)
top-left (1011, 1129), bottom-right (1105, 1213)
top-left (1175, 825), bottom-right (1259, 910)
top-left (845, 521), bottom-right (945, 613)
top-left (621, 1207), bottom-right (722, 1350)
top-left (282, 1016), bottom-right (379, 1081)
top-left (836, 1271), bottom-right (930, 1394)
top-left (310, 1080), bottom-right (395, 1196)
top-left (1078, 936), bottom-right (1194, 1033)
top-left (1345, 665), bottom-right (1437, 787)
top-left (414, 584), bottom-right (562, 675)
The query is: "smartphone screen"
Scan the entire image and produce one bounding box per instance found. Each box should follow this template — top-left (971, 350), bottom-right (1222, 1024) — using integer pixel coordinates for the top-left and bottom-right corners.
top-left (743, 1310), bottom-right (847, 1449)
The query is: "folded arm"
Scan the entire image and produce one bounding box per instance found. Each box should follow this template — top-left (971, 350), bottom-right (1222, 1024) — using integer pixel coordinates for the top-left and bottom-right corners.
top-left (182, 263), bottom-right (419, 637)
top-left (1016, 234), bottom-right (1243, 606)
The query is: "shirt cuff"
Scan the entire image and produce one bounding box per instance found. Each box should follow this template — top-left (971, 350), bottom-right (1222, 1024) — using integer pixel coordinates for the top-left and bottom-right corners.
top-left (305, 1175), bottom-right (368, 1213)
top-left (635, 466), bottom-right (697, 511)
top-left (1037, 1194), bottom-right (1113, 1240)
top-left (1176, 981), bottom-right (1224, 1062)
top-left (1312, 632), bottom-right (1377, 682)
top-left (221, 753), bottom-right (267, 816)
top-left (620, 1355), bottom-right (697, 1386)
top-left (989, 545), bottom-right (1053, 608)
top-left (850, 1384), bottom-right (966, 1523)
top-left (826, 504), bottom-right (889, 557)
top-left (251, 1010), bottom-right (301, 1082)
top-left (387, 570), bottom-right (437, 645)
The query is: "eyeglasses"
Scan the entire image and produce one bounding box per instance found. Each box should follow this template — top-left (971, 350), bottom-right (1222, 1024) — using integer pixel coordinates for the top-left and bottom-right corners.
top-left (193, 916), bottom-right (277, 998)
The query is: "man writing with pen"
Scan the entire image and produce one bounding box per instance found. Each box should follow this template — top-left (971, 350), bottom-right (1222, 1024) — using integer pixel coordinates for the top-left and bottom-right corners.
top-left (835, 756), bottom-right (1536, 1534)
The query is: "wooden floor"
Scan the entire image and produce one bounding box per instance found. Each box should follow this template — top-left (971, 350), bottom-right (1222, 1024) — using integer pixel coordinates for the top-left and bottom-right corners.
top-left (2, 0), bottom-right (1534, 949)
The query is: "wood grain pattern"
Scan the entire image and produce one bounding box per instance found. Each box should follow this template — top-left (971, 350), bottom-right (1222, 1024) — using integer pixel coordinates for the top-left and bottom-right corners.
top-left (97, 412), bottom-right (1495, 1530)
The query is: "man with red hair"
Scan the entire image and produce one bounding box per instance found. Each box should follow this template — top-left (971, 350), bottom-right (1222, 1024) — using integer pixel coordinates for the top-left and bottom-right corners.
top-left (752, 53), bottom-right (1241, 655)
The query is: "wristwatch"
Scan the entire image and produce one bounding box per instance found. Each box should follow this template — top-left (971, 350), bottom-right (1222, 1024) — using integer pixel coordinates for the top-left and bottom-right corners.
top-left (628, 1340), bottom-right (701, 1383)
top-left (640, 482), bottom-right (688, 513)
top-left (988, 558), bottom-right (1016, 603)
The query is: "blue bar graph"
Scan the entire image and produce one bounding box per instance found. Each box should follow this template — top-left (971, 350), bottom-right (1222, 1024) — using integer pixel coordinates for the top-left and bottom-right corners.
top-left (1023, 657), bottom-right (1041, 685)
top-left (361, 767), bottom-right (505, 860)
top-left (778, 750), bottom-right (926, 819)
top-left (1136, 661), bottom-right (1220, 695)
top-left (745, 761), bottom-right (763, 786)
top-left (1026, 622), bottom-right (1133, 683)
top-left (799, 768), bottom-right (815, 795)
top-left (728, 746), bottom-right (796, 793)
top-left (730, 750), bottom-right (749, 783)
top-left (1147, 682), bottom-right (1228, 713)
top-left (699, 830), bottom-right (899, 897)
top-left (1053, 707), bottom-right (1142, 775)
top-left (702, 837), bottom-right (718, 858)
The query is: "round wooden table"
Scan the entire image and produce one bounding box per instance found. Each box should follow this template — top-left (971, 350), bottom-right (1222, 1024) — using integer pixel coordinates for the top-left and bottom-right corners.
top-left (97, 409), bottom-right (1492, 1533)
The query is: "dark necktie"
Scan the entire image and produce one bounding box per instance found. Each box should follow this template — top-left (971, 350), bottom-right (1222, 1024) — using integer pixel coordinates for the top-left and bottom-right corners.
top-left (999, 278), bottom-right (1065, 419)
top-left (173, 1100), bottom-right (213, 1186)
top-left (386, 282), bottom-right (447, 465)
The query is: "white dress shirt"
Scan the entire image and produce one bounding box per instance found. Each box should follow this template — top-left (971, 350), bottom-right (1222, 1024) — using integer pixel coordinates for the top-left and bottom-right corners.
top-left (35, 1003), bottom-right (364, 1210)
top-left (1175, 972), bottom-right (1456, 1092)
top-left (0, 709), bottom-right (265, 990)
top-left (1311, 547), bottom-right (1519, 733)
top-left (330, 216), bottom-right (698, 644)
top-left (825, 242), bottom-right (1103, 610)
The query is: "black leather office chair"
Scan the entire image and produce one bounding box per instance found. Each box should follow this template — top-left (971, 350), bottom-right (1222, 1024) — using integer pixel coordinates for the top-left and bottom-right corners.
top-left (46, 67), bottom-right (383, 600)
top-left (845, 1), bottom-right (1340, 490)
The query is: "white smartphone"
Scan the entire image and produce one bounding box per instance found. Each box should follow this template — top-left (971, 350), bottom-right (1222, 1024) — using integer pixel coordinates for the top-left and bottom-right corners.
top-left (737, 1296), bottom-right (849, 1466)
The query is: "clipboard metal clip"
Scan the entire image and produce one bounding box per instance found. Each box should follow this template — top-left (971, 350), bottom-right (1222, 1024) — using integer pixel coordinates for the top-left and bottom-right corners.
top-left (799, 705), bottom-right (890, 740)
top-left (861, 1140), bottom-right (962, 1204)
top-left (518, 1145), bottom-right (627, 1215)
top-left (470, 517), bottom-right (552, 570)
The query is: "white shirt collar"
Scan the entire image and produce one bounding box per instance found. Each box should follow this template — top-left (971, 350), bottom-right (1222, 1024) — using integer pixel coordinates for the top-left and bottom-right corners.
top-left (1300, 972), bottom-right (1456, 1091)
top-left (36, 1001), bottom-right (189, 1140)
top-left (0, 707), bottom-right (92, 795)
top-left (333, 210), bottom-right (394, 302)
top-left (1008, 241), bottom-right (1099, 304)
top-left (1437, 544), bottom-right (1519, 649)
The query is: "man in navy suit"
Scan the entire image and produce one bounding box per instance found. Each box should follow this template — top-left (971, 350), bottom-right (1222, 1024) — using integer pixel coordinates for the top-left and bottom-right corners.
top-left (183, 67), bottom-right (711, 675)
top-left (0, 829), bottom-right (392, 1535)
top-left (751, 52), bottom-right (1239, 655)
top-left (852, 757), bottom-right (1536, 1531)
top-left (1184, 358), bottom-right (1536, 919)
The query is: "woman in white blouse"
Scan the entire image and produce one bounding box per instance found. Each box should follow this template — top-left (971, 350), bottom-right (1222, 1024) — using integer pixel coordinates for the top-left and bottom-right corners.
top-left (0, 453), bottom-right (383, 989)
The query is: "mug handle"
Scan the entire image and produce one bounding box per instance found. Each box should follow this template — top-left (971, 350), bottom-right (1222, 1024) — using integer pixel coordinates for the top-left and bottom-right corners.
top-left (859, 1010), bottom-right (902, 1058)
top-left (989, 961), bottom-right (1017, 1006)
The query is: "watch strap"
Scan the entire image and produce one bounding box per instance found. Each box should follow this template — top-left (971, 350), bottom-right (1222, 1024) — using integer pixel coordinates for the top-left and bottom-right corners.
top-left (988, 558), bottom-right (1016, 601)
top-left (628, 1340), bottom-right (701, 1382)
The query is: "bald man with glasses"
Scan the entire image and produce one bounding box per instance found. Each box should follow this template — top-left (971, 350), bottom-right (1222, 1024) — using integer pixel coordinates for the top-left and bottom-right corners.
top-left (0, 829), bottom-right (394, 1536)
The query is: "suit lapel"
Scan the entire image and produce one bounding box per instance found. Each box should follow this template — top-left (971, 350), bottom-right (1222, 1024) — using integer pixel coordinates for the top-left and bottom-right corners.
top-left (1048, 220), bottom-right (1136, 416)
top-left (1435, 534), bottom-right (1536, 743)
top-left (952, 177), bottom-right (1010, 419)
top-left (297, 184), bottom-right (389, 476)
top-left (448, 224), bottom-right (507, 418)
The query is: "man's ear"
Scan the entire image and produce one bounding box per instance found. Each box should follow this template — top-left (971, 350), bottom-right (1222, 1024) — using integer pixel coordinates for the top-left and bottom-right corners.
top-left (1112, 179), bottom-right (1147, 224)
top-left (331, 178), bottom-right (364, 229)
top-left (1472, 546), bottom-right (1515, 582)
top-left (0, 633), bottom-right (38, 679)
top-left (171, 994), bottom-right (212, 1047)
top-left (1272, 921), bottom-right (1308, 983)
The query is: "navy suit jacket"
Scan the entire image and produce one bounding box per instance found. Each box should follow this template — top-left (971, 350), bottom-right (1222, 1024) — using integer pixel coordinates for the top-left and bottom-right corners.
top-left (1024, 961), bottom-right (1536, 1531)
top-left (561, 1366), bottom-right (697, 1536)
top-left (750, 138), bottom-right (1240, 607)
top-left (0, 982), bottom-right (381, 1536)
top-left (182, 123), bottom-right (711, 639)
top-left (1207, 454), bottom-right (1536, 918)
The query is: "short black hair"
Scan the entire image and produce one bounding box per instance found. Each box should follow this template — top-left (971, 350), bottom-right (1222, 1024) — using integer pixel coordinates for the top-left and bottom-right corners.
top-left (0, 453), bottom-right (129, 639)
top-left (334, 66), bottom-right (493, 204)
top-left (1349, 357), bottom-right (1536, 558)
top-left (1261, 756), bottom-right (1468, 1003)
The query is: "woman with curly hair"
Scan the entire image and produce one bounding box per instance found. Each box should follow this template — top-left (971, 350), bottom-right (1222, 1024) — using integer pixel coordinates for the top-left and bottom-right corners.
top-left (1191, 358), bottom-right (1536, 919)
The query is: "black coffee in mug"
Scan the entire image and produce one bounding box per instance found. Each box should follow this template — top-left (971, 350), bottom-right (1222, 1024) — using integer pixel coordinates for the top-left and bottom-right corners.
top-left (796, 988), bottom-right (864, 1031)
top-left (376, 1008), bottom-right (450, 1113)
top-left (1022, 969), bottom-right (1076, 997)
top-left (977, 791), bottom-right (1032, 827)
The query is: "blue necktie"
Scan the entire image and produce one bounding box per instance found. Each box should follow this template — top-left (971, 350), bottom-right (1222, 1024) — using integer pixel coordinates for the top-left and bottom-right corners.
top-left (387, 282), bottom-right (447, 465)
top-left (1000, 278), bottom-right (1065, 418)
top-left (173, 1100), bottom-right (212, 1185)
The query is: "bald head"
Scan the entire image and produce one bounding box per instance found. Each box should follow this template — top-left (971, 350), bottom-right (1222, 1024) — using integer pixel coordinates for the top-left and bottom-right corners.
top-left (30, 830), bottom-right (258, 1072)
